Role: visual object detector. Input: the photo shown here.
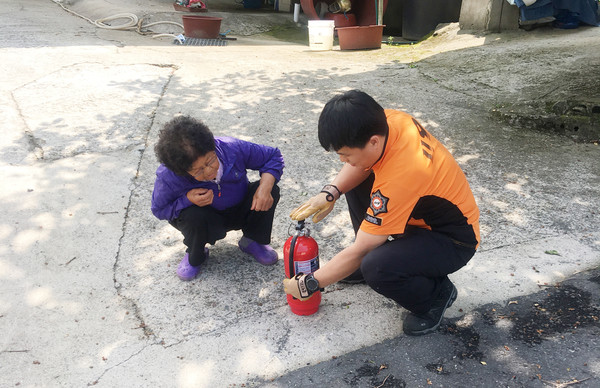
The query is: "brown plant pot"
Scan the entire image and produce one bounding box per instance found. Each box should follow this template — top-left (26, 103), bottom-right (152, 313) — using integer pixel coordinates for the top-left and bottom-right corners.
top-left (181, 15), bottom-right (223, 39)
top-left (336, 25), bottom-right (385, 50)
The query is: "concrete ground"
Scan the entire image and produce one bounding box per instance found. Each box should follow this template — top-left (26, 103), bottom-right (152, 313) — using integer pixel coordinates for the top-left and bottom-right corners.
top-left (1, 0), bottom-right (599, 387)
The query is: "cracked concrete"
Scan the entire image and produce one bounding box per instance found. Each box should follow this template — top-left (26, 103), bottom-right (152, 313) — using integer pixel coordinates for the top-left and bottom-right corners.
top-left (0, 0), bottom-right (599, 387)
top-left (11, 63), bottom-right (173, 160)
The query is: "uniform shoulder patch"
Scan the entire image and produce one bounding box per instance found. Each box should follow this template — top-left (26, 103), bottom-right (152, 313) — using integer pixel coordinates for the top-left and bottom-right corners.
top-left (364, 213), bottom-right (382, 226)
top-left (369, 189), bottom-right (389, 216)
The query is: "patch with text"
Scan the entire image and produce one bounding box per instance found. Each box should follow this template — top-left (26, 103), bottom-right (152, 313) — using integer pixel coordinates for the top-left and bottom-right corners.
top-left (365, 213), bottom-right (382, 226)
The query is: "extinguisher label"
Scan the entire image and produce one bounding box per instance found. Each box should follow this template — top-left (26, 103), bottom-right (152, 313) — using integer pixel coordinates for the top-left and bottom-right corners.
top-left (294, 256), bottom-right (319, 275)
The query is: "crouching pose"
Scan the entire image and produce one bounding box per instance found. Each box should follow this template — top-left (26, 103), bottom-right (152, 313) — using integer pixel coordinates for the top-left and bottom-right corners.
top-left (284, 90), bottom-right (480, 336)
top-left (152, 116), bottom-right (284, 281)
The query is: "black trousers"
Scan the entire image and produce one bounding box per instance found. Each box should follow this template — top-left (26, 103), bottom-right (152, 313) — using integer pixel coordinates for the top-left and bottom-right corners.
top-left (169, 181), bottom-right (280, 266)
top-left (345, 173), bottom-right (476, 314)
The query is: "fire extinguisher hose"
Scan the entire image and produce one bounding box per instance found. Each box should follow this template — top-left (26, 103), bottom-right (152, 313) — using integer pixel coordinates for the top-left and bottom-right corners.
top-left (288, 220), bottom-right (306, 279)
top-left (288, 233), bottom-right (298, 279)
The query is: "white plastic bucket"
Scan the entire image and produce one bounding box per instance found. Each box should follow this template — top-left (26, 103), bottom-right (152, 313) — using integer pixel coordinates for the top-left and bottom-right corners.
top-left (308, 20), bottom-right (335, 51)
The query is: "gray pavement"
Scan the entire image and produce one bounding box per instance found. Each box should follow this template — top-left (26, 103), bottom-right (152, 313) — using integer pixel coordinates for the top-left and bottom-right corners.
top-left (1, 1), bottom-right (599, 387)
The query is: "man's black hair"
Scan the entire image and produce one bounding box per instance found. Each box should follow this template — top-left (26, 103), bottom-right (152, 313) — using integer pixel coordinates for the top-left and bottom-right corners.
top-left (154, 115), bottom-right (215, 176)
top-left (318, 90), bottom-right (389, 151)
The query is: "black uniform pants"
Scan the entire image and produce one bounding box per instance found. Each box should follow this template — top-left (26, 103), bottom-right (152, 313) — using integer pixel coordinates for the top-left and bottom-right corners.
top-left (345, 173), bottom-right (476, 314)
top-left (169, 181), bottom-right (280, 267)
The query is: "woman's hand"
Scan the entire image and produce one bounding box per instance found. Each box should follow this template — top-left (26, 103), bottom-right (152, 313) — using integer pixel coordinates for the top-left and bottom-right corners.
top-left (252, 173), bottom-right (276, 211)
top-left (252, 183), bottom-right (274, 211)
top-left (187, 188), bottom-right (214, 207)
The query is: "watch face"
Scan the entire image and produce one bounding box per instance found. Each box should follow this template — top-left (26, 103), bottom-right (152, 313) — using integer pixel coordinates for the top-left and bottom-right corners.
top-left (306, 277), bottom-right (319, 292)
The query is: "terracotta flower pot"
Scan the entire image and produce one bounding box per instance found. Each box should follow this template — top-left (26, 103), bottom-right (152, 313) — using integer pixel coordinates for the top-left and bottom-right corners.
top-left (181, 15), bottom-right (223, 39)
top-left (336, 25), bottom-right (385, 50)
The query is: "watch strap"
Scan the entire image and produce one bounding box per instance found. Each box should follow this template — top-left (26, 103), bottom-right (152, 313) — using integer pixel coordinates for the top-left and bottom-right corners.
top-left (295, 273), bottom-right (319, 298)
top-left (321, 184), bottom-right (342, 202)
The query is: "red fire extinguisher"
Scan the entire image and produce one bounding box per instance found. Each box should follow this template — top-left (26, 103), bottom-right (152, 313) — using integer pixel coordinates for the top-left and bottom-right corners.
top-left (283, 220), bottom-right (322, 316)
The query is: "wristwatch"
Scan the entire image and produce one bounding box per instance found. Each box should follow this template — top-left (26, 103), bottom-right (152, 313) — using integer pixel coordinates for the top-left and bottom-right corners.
top-left (304, 274), bottom-right (320, 294)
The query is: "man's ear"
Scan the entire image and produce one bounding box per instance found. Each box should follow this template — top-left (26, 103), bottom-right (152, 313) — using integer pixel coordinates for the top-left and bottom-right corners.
top-left (369, 135), bottom-right (381, 147)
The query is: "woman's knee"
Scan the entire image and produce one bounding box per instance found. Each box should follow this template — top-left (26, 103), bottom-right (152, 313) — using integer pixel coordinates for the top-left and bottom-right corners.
top-left (178, 206), bottom-right (217, 228)
top-left (271, 183), bottom-right (280, 203)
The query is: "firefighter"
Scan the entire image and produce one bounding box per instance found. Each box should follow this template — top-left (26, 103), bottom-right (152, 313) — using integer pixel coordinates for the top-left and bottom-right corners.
top-left (284, 90), bottom-right (480, 336)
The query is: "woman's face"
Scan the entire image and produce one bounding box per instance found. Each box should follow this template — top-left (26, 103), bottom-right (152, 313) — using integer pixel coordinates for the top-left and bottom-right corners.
top-left (187, 151), bottom-right (219, 181)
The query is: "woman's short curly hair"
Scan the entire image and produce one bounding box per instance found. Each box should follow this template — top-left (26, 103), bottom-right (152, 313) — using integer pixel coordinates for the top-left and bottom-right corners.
top-left (154, 116), bottom-right (215, 176)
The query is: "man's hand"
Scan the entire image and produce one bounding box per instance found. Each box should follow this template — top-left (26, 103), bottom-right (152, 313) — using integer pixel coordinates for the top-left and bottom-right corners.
top-left (289, 192), bottom-right (335, 223)
top-left (187, 188), bottom-right (213, 207)
top-left (283, 274), bottom-right (315, 301)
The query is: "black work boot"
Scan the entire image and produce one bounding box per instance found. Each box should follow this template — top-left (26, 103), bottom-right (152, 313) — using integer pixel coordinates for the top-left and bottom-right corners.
top-left (402, 278), bottom-right (457, 336)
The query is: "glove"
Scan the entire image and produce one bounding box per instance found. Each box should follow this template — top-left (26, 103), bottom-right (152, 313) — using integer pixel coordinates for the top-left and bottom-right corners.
top-left (290, 184), bottom-right (341, 223)
top-left (289, 192), bottom-right (334, 223)
top-left (283, 274), bottom-right (316, 301)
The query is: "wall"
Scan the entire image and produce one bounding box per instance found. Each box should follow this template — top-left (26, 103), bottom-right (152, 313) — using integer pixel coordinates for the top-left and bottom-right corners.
top-left (459, 0), bottom-right (520, 31)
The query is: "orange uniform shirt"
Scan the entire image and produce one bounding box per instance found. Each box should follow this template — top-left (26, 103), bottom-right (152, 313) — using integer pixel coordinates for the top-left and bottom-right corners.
top-left (360, 110), bottom-right (480, 248)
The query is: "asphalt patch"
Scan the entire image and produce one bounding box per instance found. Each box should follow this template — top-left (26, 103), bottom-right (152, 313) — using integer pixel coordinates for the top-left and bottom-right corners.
top-left (344, 362), bottom-right (407, 388)
top-left (254, 269), bottom-right (600, 387)
top-left (589, 274), bottom-right (600, 285)
top-left (440, 324), bottom-right (484, 361)
top-left (511, 285), bottom-right (600, 345)
top-left (480, 284), bottom-right (600, 346)
top-left (425, 362), bottom-right (451, 375)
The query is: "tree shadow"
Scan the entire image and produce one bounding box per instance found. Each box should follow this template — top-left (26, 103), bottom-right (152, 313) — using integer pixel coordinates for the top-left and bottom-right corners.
top-left (1, 19), bottom-right (599, 385)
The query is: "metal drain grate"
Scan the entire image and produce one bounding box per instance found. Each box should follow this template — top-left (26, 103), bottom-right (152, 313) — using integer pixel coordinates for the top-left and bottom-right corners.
top-left (175, 37), bottom-right (228, 46)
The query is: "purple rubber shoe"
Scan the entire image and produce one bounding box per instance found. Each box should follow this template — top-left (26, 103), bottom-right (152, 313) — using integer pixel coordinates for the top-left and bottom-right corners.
top-left (238, 237), bottom-right (278, 266)
top-left (176, 248), bottom-right (208, 281)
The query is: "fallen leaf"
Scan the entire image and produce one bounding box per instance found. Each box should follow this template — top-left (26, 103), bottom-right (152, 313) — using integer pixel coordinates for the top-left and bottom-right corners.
top-left (544, 250), bottom-right (560, 256)
top-left (508, 300), bottom-right (518, 305)
top-left (481, 361), bottom-right (487, 365)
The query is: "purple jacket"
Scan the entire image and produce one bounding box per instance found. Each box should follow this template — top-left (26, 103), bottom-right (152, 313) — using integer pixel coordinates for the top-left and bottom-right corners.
top-left (151, 136), bottom-right (284, 221)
